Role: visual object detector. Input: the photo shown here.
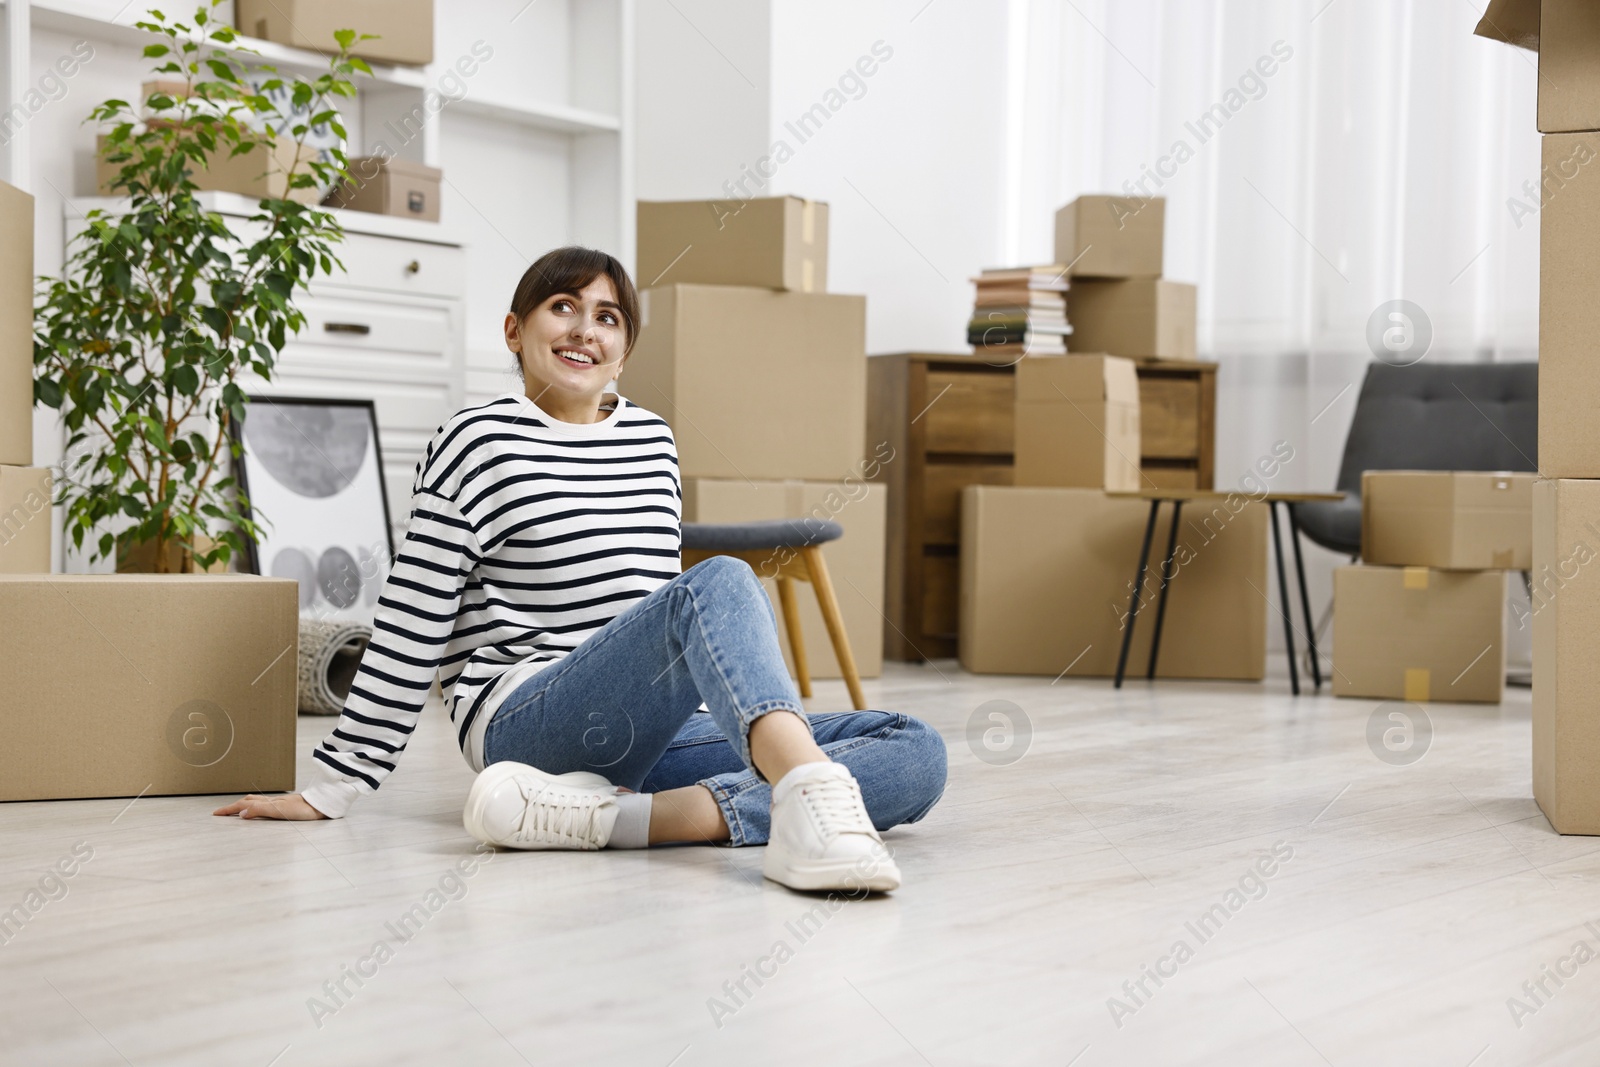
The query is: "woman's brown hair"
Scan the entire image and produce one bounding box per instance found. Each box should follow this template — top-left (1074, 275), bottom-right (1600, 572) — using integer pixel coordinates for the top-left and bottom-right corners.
top-left (507, 246), bottom-right (641, 374)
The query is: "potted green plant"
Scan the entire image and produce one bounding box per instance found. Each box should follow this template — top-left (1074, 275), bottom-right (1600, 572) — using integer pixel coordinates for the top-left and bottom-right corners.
top-left (32, 1), bottom-right (373, 574)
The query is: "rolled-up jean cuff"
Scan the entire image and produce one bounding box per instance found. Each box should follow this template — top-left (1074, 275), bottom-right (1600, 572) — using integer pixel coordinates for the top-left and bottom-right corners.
top-left (739, 701), bottom-right (811, 782)
top-left (701, 778), bottom-right (752, 847)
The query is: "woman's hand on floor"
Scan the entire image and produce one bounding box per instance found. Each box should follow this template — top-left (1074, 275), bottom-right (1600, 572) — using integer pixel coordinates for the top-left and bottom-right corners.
top-left (212, 793), bottom-right (329, 820)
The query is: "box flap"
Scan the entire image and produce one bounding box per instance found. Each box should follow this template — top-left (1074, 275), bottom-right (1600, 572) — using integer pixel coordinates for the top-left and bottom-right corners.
top-left (1016, 353), bottom-right (1129, 403)
top-left (1102, 356), bottom-right (1141, 406)
top-left (1363, 470), bottom-right (1457, 510)
top-left (1475, 0), bottom-right (1539, 50)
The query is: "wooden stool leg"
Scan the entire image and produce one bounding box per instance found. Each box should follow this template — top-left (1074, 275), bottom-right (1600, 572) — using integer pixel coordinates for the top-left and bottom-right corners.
top-left (799, 545), bottom-right (867, 711)
top-left (776, 575), bottom-right (812, 699)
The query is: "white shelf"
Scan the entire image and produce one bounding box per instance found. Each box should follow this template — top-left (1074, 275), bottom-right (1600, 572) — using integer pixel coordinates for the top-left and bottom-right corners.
top-left (447, 92), bottom-right (619, 135)
top-left (30, 0), bottom-right (430, 88)
top-left (67, 191), bottom-right (466, 246)
top-left (29, 3), bottom-right (622, 137)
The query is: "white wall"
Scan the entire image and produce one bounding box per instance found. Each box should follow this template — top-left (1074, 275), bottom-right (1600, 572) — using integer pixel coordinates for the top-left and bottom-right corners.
top-left (635, 0), bottom-right (770, 204)
top-left (765, 2), bottom-right (1010, 357)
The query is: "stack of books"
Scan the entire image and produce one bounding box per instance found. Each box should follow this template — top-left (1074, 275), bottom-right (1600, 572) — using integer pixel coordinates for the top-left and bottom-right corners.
top-left (967, 266), bottom-right (1071, 357)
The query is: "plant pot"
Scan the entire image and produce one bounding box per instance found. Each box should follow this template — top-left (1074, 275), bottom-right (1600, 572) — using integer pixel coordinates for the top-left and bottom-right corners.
top-left (115, 534), bottom-right (227, 574)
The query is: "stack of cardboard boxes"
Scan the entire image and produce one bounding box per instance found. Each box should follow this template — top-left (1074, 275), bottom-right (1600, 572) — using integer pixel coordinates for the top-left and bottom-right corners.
top-left (1476, 0), bottom-right (1600, 834)
top-left (1055, 195), bottom-right (1217, 488)
top-left (631, 196), bottom-right (884, 681)
top-left (959, 196), bottom-right (1268, 681)
top-left (1332, 471), bottom-right (1533, 705)
top-left (1056, 195), bottom-right (1197, 362)
top-left (0, 178), bottom-right (300, 804)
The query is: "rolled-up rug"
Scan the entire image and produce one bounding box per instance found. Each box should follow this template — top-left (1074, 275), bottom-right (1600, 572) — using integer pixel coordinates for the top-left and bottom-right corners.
top-left (296, 616), bottom-right (373, 715)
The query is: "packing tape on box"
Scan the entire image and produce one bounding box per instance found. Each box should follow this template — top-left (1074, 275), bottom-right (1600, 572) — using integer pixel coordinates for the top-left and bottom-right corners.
top-left (1404, 668), bottom-right (1431, 702)
top-left (801, 199), bottom-right (817, 244)
top-left (802, 258), bottom-right (816, 292)
top-left (297, 616), bottom-right (373, 715)
top-left (1403, 567), bottom-right (1429, 590)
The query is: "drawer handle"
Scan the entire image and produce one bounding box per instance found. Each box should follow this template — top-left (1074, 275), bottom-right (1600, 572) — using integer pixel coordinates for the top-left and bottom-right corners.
top-left (324, 322), bottom-right (372, 335)
top-left (405, 260), bottom-right (421, 274)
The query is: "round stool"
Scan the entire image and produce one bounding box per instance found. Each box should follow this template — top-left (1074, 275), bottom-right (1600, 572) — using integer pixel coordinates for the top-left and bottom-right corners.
top-left (680, 518), bottom-right (866, 710)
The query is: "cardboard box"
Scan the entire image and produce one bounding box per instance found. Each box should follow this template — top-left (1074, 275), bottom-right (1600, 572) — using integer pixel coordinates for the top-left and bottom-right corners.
top-left (637, 197), bottom-right (828, 292)
top-left (627, 285), bottom-right (865, 481)
top-left (1332, 566), bottom-right (1507, 703)
top-left (97, 132), bottom-right (320, 205)
top-left (0, 574), bottom-right (298, 801)
top-left (0, 180), bottom-right (32, 468)
top-left (1362, 470), bottom-right (1536, 570)
top-left (1540, 130), bottom-right (1600, 476)
top-left (959, 485), bottom-right (1266, 679)
top-left (683, 477), bottom-right (884, 679)
top-left (0, 466), bottom-right (51, 573)
top-left (324, 156), bottom-right (441, 222)
top-left (235, 0), bottom-right (433, 66)
top-left (1013, 355), bottom-right (1142, 491)
top-left (1476, 0), bottom-right (1600, 133)
top-left (1532, 479), bottom-right (1600, 833)
top-left (1066, 279), bottom-right (1197, 359)
top-left (1053, 195), bottom-right (1164, 278)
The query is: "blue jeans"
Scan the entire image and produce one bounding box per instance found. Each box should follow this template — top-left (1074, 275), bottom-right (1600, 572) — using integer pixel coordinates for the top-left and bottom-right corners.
top-left (480, 555), bottom-right (948, 846)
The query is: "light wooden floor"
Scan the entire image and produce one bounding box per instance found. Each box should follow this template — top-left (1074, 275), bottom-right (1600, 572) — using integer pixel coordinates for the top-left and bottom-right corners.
top-left (1, 662), bottom-right (1594, 1067)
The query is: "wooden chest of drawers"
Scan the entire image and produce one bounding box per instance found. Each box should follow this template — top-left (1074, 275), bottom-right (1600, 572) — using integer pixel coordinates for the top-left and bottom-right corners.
top-left (867, 352), bottom-right (1216, 661)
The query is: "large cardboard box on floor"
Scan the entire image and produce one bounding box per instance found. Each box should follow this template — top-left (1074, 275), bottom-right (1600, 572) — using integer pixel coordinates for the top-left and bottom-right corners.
top-left (627, 285), bottom-right (865, 481)
top-left (1067, 279), bottom-right (1197, 360)
top-left (234, 0), bottom-right (434, 66)
top-left (683, 477), bottom-right (884, 679)
top-left (0, 574), bottom-right (299, 801)
top-left (959, 485), bottom-right (1266, 679)
top-left (0, 180), bottom-right (32, 468)
top-left (638, 197), bottom-right (828, 293)
top-left (1013, 355), bottom-right (1142, 491)
top-left (1332, 566), bottom-right (1507, 704)
top-left (1532, 479), bottom-right (1600, 833)
top-left (1362, 470), bottom-right (1536, 570)
top-left (0, 466), bottom-right (52, 573)
top-left (1538, 129), bottom-right (1600, 477)
top-left (1053, 195), bottom-right (1164, 279)
top-left (1476, 0), bottom-right (1600, 133)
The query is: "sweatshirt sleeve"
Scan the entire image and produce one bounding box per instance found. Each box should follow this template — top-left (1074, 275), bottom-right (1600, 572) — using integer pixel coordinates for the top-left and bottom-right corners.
top-left (300, 487), bottom-right (483, 819)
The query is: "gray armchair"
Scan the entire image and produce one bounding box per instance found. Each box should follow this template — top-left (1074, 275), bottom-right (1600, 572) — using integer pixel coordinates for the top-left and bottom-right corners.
top-left (1295, 360), bottom-right (1538, 557)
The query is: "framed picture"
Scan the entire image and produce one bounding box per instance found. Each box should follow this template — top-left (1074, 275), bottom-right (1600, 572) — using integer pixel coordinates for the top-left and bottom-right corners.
top-left (229, 395), bottom-right (396, 623)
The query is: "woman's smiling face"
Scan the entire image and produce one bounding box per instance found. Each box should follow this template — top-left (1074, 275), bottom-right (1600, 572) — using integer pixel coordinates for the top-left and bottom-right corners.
top-left (506, 273), bottom-right (629, 422)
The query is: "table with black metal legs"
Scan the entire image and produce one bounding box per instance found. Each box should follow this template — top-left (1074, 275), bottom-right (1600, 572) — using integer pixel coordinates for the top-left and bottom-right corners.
top-left (1106, 490), bottom-right (1345, 694)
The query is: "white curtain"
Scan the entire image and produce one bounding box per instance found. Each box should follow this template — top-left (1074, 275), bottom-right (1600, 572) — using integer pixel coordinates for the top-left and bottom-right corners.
top-left (1010, 0), bottom-right (1539, 497)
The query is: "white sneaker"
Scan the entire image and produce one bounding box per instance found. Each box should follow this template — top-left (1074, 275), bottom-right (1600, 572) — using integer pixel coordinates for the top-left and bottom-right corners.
top-left (763, 762), bottom-right (902, 893)
top-left (463, 762), bottom-right (620, 850)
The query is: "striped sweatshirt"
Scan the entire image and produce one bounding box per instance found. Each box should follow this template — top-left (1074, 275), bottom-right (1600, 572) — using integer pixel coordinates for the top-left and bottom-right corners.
top-left (300, 390), bottom-right (687, 819)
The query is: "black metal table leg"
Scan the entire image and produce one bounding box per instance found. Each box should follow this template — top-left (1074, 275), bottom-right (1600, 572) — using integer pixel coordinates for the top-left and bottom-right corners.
top-left (1269, 501), bottom-right (1300, 696)
top-left (1285, 503), bottom-right (1322, 689)
top-left (1114, 500), bottom-right (1161, 689)
top-left (1146, 500), bottom-right (1184, 680)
